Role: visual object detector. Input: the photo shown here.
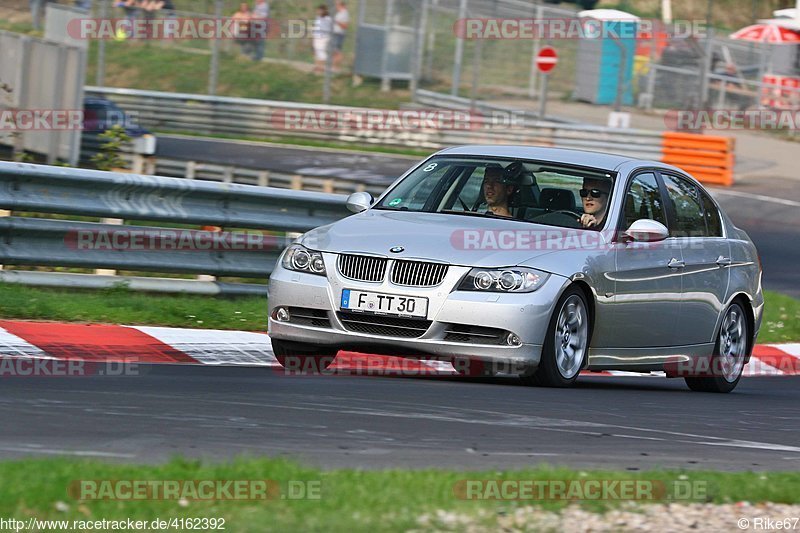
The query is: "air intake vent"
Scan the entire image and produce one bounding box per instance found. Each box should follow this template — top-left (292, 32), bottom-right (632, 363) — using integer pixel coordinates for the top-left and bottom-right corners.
top-left (287, 307), bottom-right (331, 328)
top-left (337, 254), bottom-right (387, 282)
top-left (390, 260), bottom-right (448, 287)
top-left (337, 311), bottom-right (431, 338)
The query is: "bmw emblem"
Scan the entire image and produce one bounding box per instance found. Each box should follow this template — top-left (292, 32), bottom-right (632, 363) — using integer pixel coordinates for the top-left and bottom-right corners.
top-left (389, 246), bottom-right (404, 253)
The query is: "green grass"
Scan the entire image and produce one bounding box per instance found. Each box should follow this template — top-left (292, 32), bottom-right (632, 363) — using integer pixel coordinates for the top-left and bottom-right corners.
top-left (0, 283), bottom-right (797, 343)
top-left (85, 42), bottom-right (412, 109)
top-left (1, 457), bottom-right (800, 532)
top-left (760, 290), bottom-right (800, 343)
top-left (0, 282), bottom-right (266, 331)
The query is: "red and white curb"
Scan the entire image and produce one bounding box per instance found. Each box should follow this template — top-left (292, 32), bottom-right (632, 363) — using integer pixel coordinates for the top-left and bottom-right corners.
top-left (0, 320), bottom-right (798, 377)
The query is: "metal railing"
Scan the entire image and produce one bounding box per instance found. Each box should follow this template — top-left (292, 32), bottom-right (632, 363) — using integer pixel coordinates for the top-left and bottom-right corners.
top-left (85, 86), bottom-right (666, 161)
top-left (0, 161), bottom-right (352, 293)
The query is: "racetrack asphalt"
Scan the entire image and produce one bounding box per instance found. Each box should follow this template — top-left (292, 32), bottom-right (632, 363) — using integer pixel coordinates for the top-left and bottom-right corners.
top-left (1, 365), bottom-right (799, 471)
top-left (4, 137), bottom-right (790, 471)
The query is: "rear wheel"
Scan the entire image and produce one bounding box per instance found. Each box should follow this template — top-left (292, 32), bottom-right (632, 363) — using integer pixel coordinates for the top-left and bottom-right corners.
top-left (685, 303), bottom-right (748, 393)
top-left (271, 339), bottom-right (338, 374)
top-left (521, 286), bottom-right (589, 387)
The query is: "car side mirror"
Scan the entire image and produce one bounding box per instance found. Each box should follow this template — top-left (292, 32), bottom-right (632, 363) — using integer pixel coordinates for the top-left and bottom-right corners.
top-left (623, 219), bottom-right (669, 242)
top-left (346, 191), bottom-right (373, 213)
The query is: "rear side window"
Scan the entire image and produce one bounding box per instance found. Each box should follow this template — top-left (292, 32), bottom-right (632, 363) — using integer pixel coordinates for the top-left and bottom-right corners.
top-left (622, 173), bottom-right (667, 229)
top-left (661, 174), bottom-right (707, 237)
top-left (701, 192), bottom-right (723, 237)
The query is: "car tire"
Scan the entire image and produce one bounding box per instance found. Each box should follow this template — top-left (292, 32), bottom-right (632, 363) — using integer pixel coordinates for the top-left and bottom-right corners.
top-left (271, 338), bottom-right (338, 374)
top-left (684, 303), bottom-right (748, 393)
top-left (521, 286), bottom-right (590, 387)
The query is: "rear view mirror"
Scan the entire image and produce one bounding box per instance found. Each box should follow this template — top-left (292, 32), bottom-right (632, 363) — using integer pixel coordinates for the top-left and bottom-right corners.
top-left (623, 219), bottom-right (669, 242)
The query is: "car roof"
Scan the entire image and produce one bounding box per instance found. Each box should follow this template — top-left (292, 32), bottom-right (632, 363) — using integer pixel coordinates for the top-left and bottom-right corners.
top-left (434, 145), bottom-right (646, 172)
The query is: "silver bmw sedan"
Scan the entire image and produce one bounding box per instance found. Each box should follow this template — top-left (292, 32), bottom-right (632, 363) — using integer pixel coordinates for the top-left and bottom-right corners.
top-left (267, 146), bottom-right (763, 393)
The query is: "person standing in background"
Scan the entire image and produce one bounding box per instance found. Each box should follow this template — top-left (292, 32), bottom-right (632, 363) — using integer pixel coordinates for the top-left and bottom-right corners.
top-left (312, 4), bottom-right (332, 74)
top-left (251, 0), bottom-right (269, 61)
top-left (232, 2), bottom-right (254, 59)
top-left (332, 1), bottom-right (349, 72)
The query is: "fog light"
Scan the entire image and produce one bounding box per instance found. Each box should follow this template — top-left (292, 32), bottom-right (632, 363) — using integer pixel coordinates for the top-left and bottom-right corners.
top-left (275, 307), bottom-right (290, 322)
top-left (506, 333), bottom-right (521, 346)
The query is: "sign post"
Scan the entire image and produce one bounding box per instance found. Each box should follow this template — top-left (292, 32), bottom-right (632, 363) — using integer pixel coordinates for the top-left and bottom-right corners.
top-left (535, 46), bottom-right (558, 120)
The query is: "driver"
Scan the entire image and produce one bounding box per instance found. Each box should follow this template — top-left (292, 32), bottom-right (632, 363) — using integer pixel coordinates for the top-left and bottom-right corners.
top-left (482, 164), bottom-right (515, 217)
top-left (578, 177), bottom-right (611, 229)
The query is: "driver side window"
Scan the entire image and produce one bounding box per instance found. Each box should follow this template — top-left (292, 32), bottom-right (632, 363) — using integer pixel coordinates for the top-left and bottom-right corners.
top-left (623, 173), bottom-right (667, 229)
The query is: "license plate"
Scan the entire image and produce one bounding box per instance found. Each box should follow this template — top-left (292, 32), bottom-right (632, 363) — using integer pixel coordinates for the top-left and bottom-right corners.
top-left (340, 289), bottom-right (428, 318)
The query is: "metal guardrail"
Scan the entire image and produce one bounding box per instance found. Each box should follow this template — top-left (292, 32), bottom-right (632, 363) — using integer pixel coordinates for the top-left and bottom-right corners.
top-left (0, 162), bottom-right (351, 289)
top-left (78, 134), bottom-right (389, 196)
top-left (0, 162), bottom-right (349, 231)
top-left (84, 86), bottom-right (666, 161)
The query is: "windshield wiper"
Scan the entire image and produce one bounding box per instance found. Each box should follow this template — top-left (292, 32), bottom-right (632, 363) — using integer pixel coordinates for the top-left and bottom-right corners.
top-left (373, 206), bottom-right (413, 211)
top-left (440, 209), bottom-right (509, 219)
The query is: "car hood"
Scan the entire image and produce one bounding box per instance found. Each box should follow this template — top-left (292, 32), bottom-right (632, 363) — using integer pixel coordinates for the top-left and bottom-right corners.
top-left (298, 209), bottom-right (585, 270)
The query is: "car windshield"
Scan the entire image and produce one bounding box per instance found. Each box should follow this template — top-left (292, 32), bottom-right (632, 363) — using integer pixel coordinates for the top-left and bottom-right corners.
top-left (374, 156), bottom-right (616, 230)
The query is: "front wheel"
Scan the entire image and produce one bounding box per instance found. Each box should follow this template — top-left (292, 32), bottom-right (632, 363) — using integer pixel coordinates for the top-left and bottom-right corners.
top-left (271, 339), bottom-right (338, 374)
top-left (685, 303), bottom-right (748, 393)
top-left (521, 286), bottom-right (590, 387)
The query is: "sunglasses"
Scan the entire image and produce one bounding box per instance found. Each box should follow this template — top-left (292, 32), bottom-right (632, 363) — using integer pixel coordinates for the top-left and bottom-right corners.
top-left (580, 188), bottom-right (608, 198)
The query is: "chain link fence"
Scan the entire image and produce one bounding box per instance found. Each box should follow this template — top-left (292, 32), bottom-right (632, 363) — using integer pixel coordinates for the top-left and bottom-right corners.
top-left (7, 0), bottom-right (800, 121)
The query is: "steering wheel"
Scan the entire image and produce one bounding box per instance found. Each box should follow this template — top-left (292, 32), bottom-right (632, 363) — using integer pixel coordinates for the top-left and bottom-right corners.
top-left (552, 209), bottom-right (583, 220)
top-left (533, 209), bottom-right (584, 229)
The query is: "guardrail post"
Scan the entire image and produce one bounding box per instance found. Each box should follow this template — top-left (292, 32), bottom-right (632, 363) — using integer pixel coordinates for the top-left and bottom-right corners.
top-left (95, 218), bottom-right (124, 276)
top-left (323, 180), bottom-right (334, 194)
top-left (257, 170), bottom-right (270, 187)
top-left (197, 225), bottom-right (221, 282)
top-left (291, 175), bottom-right (303, 190)
top-left (186, 161), bottom-right (196, 180)
top-left (132, 154), bottom-right (145, 174)
top-left (223, 166), bottom-right (234, 183)
top-left (0, 209), bottom-right (8, 270)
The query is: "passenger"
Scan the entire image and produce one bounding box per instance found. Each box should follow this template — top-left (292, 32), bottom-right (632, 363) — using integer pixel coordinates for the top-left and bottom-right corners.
top-left (578, 177), bottom-right (612, 228)
top-left (482, 165), bottom-right (515, 218)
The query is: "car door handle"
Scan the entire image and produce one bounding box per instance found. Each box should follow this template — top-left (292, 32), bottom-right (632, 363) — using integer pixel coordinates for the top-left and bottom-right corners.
top-left (716, 256), bottom-right (732, 267)
top-left (667, 258), bottom-right (685, 269)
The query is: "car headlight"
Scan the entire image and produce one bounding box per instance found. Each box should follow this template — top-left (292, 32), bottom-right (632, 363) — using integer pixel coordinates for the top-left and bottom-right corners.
top-left (281, 244), bottom-right (326, 276)
top-left (457, 267), bottom-right (549, 293)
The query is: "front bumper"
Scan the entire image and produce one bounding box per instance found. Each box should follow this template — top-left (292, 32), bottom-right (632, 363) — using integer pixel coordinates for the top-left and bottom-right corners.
top-left (267, 253), bottom-right (570, 367)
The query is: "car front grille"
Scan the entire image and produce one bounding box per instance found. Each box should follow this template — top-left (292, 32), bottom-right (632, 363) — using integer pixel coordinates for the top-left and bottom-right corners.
top-left (443, 324), bottom-right (508, 345)
top-left (337, 254), bottom-right (388, 282)
top-left (390, 260), bottom-right (449, 287)
top-left (287, 307), bottom-right (331, 328)
top-left (337, 311), bottom-right (432, 338)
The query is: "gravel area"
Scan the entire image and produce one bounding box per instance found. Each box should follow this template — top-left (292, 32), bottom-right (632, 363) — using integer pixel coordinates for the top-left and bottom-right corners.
top-left (414, 502), bottom-right (800, 532)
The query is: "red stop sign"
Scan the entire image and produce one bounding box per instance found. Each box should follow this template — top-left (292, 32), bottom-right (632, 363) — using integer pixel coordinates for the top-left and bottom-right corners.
top-left (535, 46), bottom-right (558, 73)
